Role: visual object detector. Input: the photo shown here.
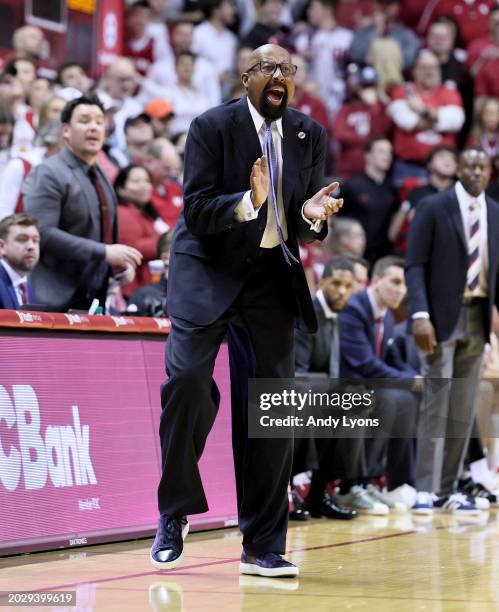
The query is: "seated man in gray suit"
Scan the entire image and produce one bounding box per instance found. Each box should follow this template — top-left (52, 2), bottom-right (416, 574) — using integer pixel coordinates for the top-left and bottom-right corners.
top-left (294, 256), bottom-right (359, 520)
top-left (23, 94), bottom-right (142, 312)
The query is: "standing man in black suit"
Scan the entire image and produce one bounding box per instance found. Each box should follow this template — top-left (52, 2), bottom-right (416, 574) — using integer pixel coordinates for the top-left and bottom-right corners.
top-left (406, 147), bottom-right (499, 513)
top-left (150, 44), bottom-right (342, 577)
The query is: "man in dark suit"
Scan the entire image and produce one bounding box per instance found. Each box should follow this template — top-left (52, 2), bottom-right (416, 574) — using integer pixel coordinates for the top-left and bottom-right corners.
top-left (23, 94), bottom-right (142, 312)
top-left (0, 213), bottom-right (38, 308)
top-left (294, 256), bottom-right (359, 520)
top-left (337, 256), bottom-right (419, 513)
top-left (406, 147), bottom-right (499, 513)
top-left (151, 44), bottom-right (343, 577)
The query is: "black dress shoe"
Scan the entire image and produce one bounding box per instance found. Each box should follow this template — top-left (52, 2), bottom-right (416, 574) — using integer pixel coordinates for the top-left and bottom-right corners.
top-left (289, 507), bottom-right (311, 521)
top-left (150, 515), bottom-right (189, 570)
top-left (240, 551), bottom-right (299, 577)
top-left (305, 494), bottom-right (358, 520)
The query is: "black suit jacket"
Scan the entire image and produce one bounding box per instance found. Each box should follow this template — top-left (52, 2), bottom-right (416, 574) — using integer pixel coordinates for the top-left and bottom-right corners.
top-left (295, 295), bottom-right (337, 376)
top-left (167, 97), bottom-right (328, 331)
top-left (405, 187), bottom-right (499, 342)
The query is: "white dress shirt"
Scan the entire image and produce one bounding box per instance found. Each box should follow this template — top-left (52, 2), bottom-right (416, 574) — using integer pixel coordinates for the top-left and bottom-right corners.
top-left (367, 286), bottom-right (387, 320)
top-left (234, 98), bottom-right (322, 248)
top-left (316, 288), bottom-right (338, 320)
top-left (0, 259), bottom-right (28, 306)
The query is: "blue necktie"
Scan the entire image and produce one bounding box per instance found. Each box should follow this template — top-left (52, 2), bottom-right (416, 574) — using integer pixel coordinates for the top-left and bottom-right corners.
top-left (263, 120), bottom-right (299, 265)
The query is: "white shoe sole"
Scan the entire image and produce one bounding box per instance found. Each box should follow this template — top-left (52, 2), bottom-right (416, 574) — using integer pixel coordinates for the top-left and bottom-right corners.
top-left (239, 562), bottom-right (299, 577)
top-left (150, 521), bottom-right (190, 571)
top-left (355, 506), bottom-right (389, 515)
top-left (412, 508), bottom-right (434, 516)
top-left (434, 508), bottom-right (483, 517)
top-left (385, 503), bottom-right (409, 514)
top-left (150, 550), bottom-right (184, 571)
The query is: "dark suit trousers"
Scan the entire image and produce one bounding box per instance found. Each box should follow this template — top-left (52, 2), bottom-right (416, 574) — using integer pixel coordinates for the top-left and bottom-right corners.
top-left (307, 437), bottom-right (367, 504)
top-left (158, 248), bottom-right (296, 555)
top-left (365, 387), bottom-right (419, 489)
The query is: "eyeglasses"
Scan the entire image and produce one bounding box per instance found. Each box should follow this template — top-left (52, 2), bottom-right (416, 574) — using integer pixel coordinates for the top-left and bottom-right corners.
top-left (247, 61), bottom-right (298, 78)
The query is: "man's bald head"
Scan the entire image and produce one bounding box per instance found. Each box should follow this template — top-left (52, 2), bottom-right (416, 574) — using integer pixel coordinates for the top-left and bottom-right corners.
top-left (104, 58), bottom-right (138, 100)
top-left (241, 44), bottom-right (296, 120)
top-left (244, 44), bottom-right (291, 72)
top-left (12, 25), bottom-right (44, 60)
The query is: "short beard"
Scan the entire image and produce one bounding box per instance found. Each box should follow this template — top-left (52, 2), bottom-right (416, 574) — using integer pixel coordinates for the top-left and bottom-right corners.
top-left (259, 88), bottom-right (288, 120)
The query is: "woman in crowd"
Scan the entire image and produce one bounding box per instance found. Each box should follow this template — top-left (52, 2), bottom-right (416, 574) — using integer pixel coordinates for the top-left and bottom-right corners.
top-left (115, 164), bottom-right (169, 297)
top-left (467, 97), bottom-right (499, 177)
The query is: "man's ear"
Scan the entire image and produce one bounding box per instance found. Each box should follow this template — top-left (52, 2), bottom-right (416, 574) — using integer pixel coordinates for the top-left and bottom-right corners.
top-left (61, 123), bottom-right (71, 141)
top-left (241, 73), bottom-right (249, 89)
top-left (0, 238), bottom-right (5, 255)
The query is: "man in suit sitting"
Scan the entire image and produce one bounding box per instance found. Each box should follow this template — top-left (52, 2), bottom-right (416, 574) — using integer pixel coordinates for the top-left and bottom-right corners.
top-left (151, 44), bottom-right (343, 578)
top-left (0, 213), bottom-right (38, 308)
top-left (406, 147), bottom-right (499, 515)
top-left (23, 94), bottom-right (142, 312)
top-left (294, 256), bottom-right (359, 520)
top-left (336, 256), bottom-right (420, 513)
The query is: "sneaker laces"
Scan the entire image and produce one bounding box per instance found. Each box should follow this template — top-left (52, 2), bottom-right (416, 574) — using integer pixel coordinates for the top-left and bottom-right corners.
top-left (449, 492), bottom-right (471, 505)
top-left (157, 516), bottom-right (182, 546)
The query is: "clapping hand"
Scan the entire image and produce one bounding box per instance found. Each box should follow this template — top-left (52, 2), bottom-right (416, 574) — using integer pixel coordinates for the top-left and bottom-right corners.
top-left (303, 181), bottom-right (343, 221)
top-left (250, 156), bottom-right (270, 209)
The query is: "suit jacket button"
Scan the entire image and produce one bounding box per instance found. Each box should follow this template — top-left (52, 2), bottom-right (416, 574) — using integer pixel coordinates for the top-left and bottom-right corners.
top-left (246, 257), bottom-right (253, 263)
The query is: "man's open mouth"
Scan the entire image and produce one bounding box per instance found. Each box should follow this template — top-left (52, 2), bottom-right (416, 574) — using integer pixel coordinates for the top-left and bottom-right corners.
top-left (265, 85), bottom-right (286, 106)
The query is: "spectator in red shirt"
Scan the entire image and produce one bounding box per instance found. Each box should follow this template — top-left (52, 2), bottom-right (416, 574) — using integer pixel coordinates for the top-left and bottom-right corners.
top-left (115, 164), bottom-right (166, 296)
top-left (467, 7), bottom-right (499, 71)
top-left (143, 138), bottom-right (184, 229)
top-left (474, 53), bottom-right (499, 107)
top-left (124, 0), bottom-right (172, 76)
top-left (418, 0), bottom-right (495, 50)
top-left (387, 49), bottom-right (464, 185)
top-left (335, 0), bottom-right (376, 30)
top-left (335, 66), bottom-right (391, 179)
top-left (426, 17), bottom-right (473, 146)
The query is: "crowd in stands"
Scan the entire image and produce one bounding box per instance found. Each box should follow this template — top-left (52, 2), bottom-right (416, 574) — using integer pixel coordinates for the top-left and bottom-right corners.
top-left (1, 0), bottom-right (499, 518)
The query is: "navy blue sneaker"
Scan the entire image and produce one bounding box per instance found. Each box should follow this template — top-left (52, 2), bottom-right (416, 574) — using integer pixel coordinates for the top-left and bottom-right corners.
top-left (433, 493), bottom-right (482, 516)
top-left (239, 551), bottom-right (299, 577)
top-left (150, 516), bottom-right (189, 570)
top-left (458, 477), bottom-right (498, 507)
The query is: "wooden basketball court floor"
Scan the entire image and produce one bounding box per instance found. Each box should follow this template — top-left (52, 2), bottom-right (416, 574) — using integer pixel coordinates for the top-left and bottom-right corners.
top-left (2, 512), bottom-right (499, 611)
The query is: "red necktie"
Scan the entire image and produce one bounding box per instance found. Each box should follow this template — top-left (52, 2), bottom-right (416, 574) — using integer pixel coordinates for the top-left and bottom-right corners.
top-left (375, 317), bottom-right (384, 358)
top-left (88, 166), bottom-right (113, 244)
top-left (19, 282), bottom-right (28, 305)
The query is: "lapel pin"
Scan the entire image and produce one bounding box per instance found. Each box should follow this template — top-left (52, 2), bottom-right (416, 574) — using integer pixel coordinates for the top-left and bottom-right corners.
top-left (298, 131), bottom-right (306, 139)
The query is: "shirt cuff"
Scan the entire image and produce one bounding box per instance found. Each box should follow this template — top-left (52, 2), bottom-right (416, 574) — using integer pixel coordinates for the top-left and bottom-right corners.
top-left (412, 311), bottom-right (430, 319)
top-left (234, 191), bottom-right (259, 222)
top-left (301, 202), bottom-right (323, 233)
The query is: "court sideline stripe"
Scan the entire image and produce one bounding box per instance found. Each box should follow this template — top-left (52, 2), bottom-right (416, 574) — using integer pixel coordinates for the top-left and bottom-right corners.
top-left (2, 522), bottom-right (480, 595)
